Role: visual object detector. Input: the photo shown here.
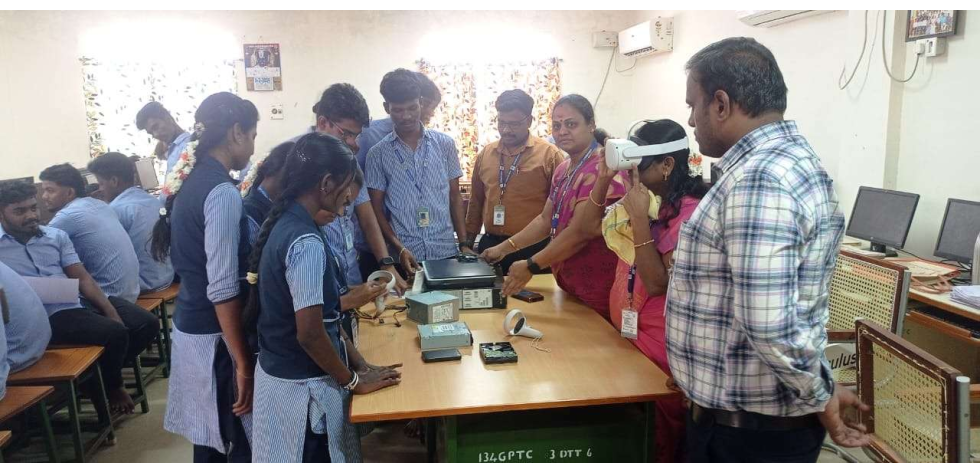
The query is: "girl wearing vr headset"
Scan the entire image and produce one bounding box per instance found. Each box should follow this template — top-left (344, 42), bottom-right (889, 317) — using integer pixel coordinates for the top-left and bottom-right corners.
top-left (593, 118), bottom-right (708, 462)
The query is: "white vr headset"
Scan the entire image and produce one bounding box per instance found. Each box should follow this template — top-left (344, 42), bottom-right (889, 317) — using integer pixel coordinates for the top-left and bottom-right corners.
top-left (604, 120), bottom-right (690, 171)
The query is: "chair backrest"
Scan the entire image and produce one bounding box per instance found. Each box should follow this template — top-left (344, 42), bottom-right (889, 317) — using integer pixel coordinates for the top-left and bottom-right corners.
top-left (828, 250), bottom-right (910, 341)
top-left (856, 319), bottom-right (971, 463)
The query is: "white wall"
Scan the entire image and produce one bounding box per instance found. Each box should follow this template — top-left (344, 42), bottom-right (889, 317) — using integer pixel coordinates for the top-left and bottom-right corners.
top-left (612, 10), bottom-right (977, 259)
top-left (617, 10), bottom-right (850, 182)
top-left (895, 11), bottom-right (979, 257)
top-left (0, 10), bottom-right (641, 180)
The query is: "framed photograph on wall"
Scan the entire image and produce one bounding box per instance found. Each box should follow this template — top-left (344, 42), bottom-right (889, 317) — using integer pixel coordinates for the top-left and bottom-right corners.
top-left (906, 10), bottom-right (957, 42)
top-left (244, 43), bottom-right (282, 91)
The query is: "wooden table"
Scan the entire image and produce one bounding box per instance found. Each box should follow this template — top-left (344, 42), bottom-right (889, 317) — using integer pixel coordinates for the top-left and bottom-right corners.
top-left (351, 275), bottom-right (677, 462)
top-left (908, 288), bottom-right (980, 324)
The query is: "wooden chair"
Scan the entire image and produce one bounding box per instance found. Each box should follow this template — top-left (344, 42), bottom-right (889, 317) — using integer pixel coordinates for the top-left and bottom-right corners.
top-left (856, 319), bottom-right (971, 463)
top-left (7, 347), bottom-right (113, 462)
top-left (0, 386), bottom-right (59, 463)
top-left (827, 250), bottom-right (911, 385)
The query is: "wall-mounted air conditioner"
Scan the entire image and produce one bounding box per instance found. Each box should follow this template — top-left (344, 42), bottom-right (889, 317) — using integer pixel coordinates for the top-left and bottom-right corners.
top-left (619, 18), bottom-right (674, 58)
top-left (737, 10), bottom-right (831, 28)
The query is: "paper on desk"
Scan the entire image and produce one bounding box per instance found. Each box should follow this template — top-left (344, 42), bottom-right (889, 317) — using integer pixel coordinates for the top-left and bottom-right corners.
top-left (22, 277), bottom-right (79, 304)
top-left (950, 285), bottom-right (980, 309)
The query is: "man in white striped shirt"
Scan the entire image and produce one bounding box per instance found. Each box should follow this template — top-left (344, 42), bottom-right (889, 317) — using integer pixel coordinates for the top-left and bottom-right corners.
top-left (366, 69), bottom-right (470, 273)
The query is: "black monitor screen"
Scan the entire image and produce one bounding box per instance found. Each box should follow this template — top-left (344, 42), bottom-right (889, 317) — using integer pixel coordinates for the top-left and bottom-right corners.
top-left (934, 199), bottom-right (980, 264)
top-left (845, 187), bottom-right (919, 249)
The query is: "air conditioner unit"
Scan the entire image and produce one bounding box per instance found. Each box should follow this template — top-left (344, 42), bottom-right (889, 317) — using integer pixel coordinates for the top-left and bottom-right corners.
top-left (618, 18), bottom-right (673, 58)
top-left (737, 10), bottom-right (830, 28)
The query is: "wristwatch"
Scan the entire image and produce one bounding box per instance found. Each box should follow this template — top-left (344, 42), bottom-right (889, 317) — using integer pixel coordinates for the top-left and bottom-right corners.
top-left (378, 256), bottom-right (396, 267)
top-left (526, 257), bottom-right (542, 273)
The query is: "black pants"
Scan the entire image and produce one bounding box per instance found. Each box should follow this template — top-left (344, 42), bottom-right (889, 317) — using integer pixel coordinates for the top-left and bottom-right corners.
top-left (193, 341), bottom-right (253, 463)
top-left (685, 407), bottom-right (826, 462)
top-left (301, 417), bottom-right (332, 462)
top-left (477, 234), bottom-right (550, 275)
top-left (49, 296), bottom-right (158, 390)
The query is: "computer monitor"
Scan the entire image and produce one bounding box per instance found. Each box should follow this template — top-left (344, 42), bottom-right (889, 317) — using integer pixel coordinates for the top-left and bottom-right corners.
top-left (0, 176), bottom-right (35, 186)
top-left (933, 198), bottom-right (980, 265)
top-left (845, 186), bottom-right (920, 257)
top-left (134, 158), bottom-right (159, 190)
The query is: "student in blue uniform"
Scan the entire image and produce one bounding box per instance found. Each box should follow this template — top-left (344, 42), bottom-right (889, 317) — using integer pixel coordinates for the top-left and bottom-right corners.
top-left (0, 260), bottom-right (52, 402)
top-left (243, 133), bottom-right (402, 463)
top-left (88, 152), bottom-right (175, 292)
top-left (0, 180), bottom-right (146, 414)
top-left (150, 92), bottom-right (258, 463)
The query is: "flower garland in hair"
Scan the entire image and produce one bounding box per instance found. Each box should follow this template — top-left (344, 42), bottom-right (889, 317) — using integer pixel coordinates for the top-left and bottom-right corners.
top-left (239, 155), bottom-right (263, 197)
top-left (161, 123), bottom-right (204, 197)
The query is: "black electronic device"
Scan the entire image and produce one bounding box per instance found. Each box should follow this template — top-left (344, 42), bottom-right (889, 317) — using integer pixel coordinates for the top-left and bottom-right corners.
top-left (512, 289), bottom-right (543, 303)
top-left (934, 198), bottom-right (980, 265)
top-left (845, 186), bottom-right (919, 257)
top-left (422, 257), bottom-right (497, 290)
top-left (479, 342), bottom-right (518, 364)
top-left (421, 348), bottom-right (462, 363)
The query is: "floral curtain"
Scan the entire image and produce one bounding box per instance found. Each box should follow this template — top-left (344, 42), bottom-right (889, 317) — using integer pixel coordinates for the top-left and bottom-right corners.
top-left (80, 58), bottom-right (238, 163)
top-left (418, 58), bottom-right (561, 181)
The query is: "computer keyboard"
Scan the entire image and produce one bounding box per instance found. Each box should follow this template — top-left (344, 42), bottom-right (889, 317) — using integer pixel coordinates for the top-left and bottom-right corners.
top-left (844, 247), bottom-right (886, 258)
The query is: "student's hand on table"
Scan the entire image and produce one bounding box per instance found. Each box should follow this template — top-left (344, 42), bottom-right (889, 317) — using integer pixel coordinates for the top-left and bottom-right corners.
top-left (459, 245), bottom-right (478, 256)
top-left (356, 362), bottom-right (404, 376)
top-left (233, 363), bottom-right (254, 416)
top-left (502, 260), bottom-right (533, 297)
top-left (353, 366), bottom-right (402, 394)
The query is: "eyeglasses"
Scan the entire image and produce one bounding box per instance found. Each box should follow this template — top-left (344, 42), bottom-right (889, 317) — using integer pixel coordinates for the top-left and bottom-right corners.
top-left (330, 121), bottom-right (361, 141)
top-left (497, 116), bottom-right (529, 131)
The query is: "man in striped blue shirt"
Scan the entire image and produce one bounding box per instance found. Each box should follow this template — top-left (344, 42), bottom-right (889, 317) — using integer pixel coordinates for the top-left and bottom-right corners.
top-left (40, 164), bottom-right (141, 303)
top-left (136, 101), bottom-right (192, 188)
top-left (88, 152), bottom-right (175, 293)
top-left (365, 69), bottom-right (469, 271)
top-left (665, 37), bottom-right (869, 462)
top-left (290, 84), bottom-right (407, 294)
top-left (0, 180), bottom-right (157, 414)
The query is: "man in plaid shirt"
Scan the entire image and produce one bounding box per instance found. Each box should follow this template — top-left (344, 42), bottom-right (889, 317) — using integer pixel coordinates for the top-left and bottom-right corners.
top-left (665, 37), bottom-right (870, 462)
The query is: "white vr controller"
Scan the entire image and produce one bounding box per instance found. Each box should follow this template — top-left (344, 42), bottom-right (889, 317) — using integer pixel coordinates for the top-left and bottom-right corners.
top-left (367, 270), bottom-right (396, 313)
top-left (503, 309), bottom-right (543, 339)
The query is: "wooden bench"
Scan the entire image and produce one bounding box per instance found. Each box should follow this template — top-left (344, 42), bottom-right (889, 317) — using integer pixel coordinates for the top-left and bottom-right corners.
top-left (0, 386), bottom-right (58, 463)
top-left (136, 297), bottom-right (168, 383)
top-left (8, 347), bottom-right (113, 462)
top-left (139, 283), bottom-right (179, 377)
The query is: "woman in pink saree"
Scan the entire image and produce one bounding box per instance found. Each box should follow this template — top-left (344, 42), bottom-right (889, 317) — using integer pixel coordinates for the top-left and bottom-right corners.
top-left (482, 94), bottom-right (626, 318)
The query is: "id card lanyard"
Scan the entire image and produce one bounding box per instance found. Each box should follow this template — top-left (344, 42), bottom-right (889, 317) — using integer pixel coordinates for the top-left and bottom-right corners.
top-left (393, 141), bottom-right (431, 228)
top-left (621, 264), bottom-right (639, 339)
top-left (494, 148), bottom-right (523, 226)
top-left (549, 142), bottom-right (598, 239)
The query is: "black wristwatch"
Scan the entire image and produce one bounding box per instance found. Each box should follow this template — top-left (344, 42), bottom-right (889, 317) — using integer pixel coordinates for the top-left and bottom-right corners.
top-left (378, 256), bottom-right (396, 267)
top-left (526, 257), bottom-right (542, 273)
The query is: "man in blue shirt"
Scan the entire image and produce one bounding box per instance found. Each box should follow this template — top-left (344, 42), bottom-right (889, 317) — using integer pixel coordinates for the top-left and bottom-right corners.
top-left (0, 180), bottom-right (157, 414)
top-left (40, 164), bottom-right (141, 303)
top-left (87, 153), bottom-right (175, 293)
top-left (365, 69), bottom-right (469, 272)
top-left (0, 260), bottom-right (52, 396)
top-left (356, 71), bottom-right (442, 169)
top-left (355, 72), bottom-right (442, 279)
top-left (136, 101), bottom-right (192, 182)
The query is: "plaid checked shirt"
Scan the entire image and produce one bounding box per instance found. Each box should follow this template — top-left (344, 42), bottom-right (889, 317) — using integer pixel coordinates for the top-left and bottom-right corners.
top-left (665, 121), bottom-right (844, 417)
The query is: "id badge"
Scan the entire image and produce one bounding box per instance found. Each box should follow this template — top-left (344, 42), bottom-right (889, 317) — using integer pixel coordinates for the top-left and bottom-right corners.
top-left (417, 207), bottom-right (431, 228)
top-left (621, 309), bottom-right (638, 340)
top-left (493, 204), bottom-right (506, 226)
top-left (344, 229), bottom-right (354, 251)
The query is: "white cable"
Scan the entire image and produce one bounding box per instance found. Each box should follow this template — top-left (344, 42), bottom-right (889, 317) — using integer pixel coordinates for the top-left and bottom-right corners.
top-left (880, 10), bottom-right (921, 84)
top-left (838, 10), bottom-right (869, 90)
top-left (594, 46), bottom-right (617, 109)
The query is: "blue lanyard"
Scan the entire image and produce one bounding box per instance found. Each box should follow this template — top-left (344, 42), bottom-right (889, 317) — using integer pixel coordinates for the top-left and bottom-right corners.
top-left (497, 149), bottom-right (523, 203)
top-left (393, 142), bottom-right (427, 195)
top-left (550, 142), bottom-right (598, 239)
